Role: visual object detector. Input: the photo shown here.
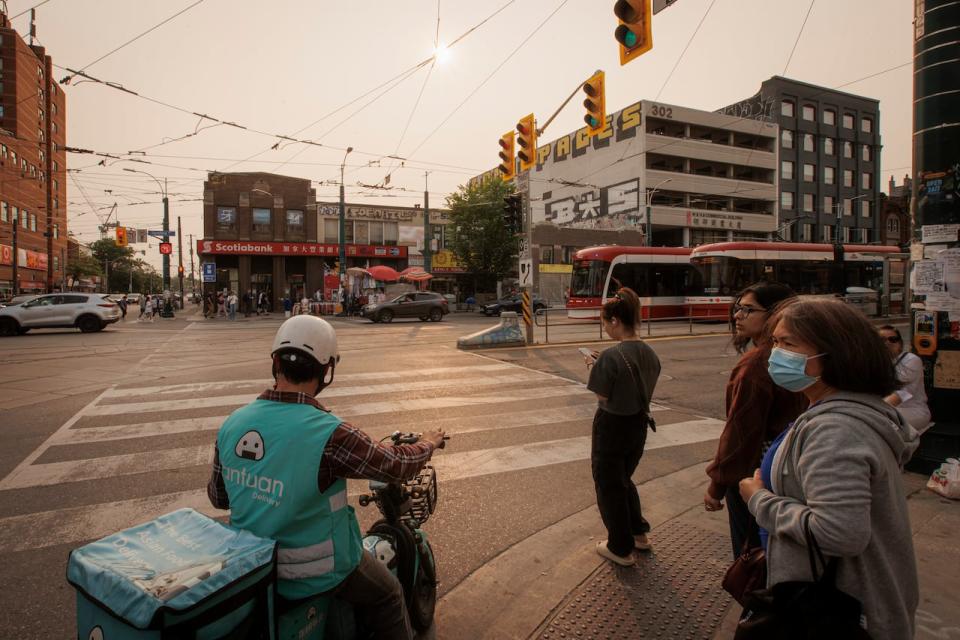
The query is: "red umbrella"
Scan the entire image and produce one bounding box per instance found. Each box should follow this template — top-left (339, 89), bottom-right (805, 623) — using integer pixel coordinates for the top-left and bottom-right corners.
top-left (366, 265), bottom-right (401, 282)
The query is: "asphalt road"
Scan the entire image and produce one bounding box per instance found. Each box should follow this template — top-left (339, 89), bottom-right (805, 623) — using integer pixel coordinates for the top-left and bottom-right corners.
top-left (0, 312), bottom-right (739, 638)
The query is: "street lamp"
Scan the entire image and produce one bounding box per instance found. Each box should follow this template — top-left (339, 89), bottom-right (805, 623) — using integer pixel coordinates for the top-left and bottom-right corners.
top-left (644, 178), bottom-right (673, 247)
top-left (832, 193), bottom-right (869, 294)
top-left (338, 147), bottom-right (353, 314)
top-left (123, 167), bottom-right (171, 316)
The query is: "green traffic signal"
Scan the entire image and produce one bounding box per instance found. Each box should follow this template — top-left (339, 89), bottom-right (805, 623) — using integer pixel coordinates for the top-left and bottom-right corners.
top-left (615, 24), bottom-right (638, 48)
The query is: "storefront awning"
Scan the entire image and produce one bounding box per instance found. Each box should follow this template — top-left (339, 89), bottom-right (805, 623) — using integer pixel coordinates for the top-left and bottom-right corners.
top-left (401, 271), bottom-right (433, 282)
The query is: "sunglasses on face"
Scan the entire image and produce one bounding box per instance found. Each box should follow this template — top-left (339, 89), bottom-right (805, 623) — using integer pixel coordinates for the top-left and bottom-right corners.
top-left (732, 304), bottom-right (766, 317)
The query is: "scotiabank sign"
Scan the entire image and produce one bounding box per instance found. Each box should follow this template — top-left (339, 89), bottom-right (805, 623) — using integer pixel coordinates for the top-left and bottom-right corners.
top-left (0, 244), bottom-right (49, 270)
top-left (198, 239), bottom-right (407, 259)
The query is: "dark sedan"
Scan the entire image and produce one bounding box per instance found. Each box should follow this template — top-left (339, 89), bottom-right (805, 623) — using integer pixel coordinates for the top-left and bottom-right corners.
top-left (479, 295), bottom-right (546, 316)
top-left (362, 292), bottom-right (449, 323)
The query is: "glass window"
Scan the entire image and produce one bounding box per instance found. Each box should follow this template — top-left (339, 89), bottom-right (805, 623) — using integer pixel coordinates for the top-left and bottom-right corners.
top-left (781, 191), bottom-right (794, 209)
top-left (781, 130), bottom-right (794, 148)
top-left (384, 221), bottom-right (399, 245)
top-left (216, 206), bottom-right (237, 231)
top-left (824, 166), bottom-right (835, 184)
top-left (53, 223), bottom-right (59, 239)
top-left (803, 163), bottom-right (816, 182)
top-left (323, 218), bottom-right (338, 243)
top-left (824, 137), bottom-right (834, 155)
top-left (862, 172), bottom-right (873, 189)
top-left (861, 145), bottom-right (872, 162)
top-left (369, 221), bottom-right (383, 244)
top-left (20, 209), bottom-right (27, 228)
top-left (888, 217), bottom-right (900, 233)
top-left (344, 220), bottom-right (354, 243)
top-left (803, 193), bottom-right (815, 212)
top-left (843, 198), bottom-right (853, 215)
top-left (781, 160), bottom-right (794, 180)
top-left (843, 227), bottom-right (851, 243)
top-left (0, 201), bottom-right (6, 223)
top-left (802, 134), bottom-right (814, 152)
top-left (53, 255), bottom-right (59, 271)
top-left (252, 208), bottom-right (271, 233)
top-left (861, 200), bottom-right (872, 217)
top-left (30, 213), bottom-right (36, 231)
top-left (823, 225), bottom-right (833, 242)
top-left (10, 151), bottom-right (16, 164)
top-left (824, 196), bottom-right (834, 213)
top-left (285, 209), bottom-right (303, 232)
top-left (843, 170), bottom-right (854, 187)
top-left (861, 229), bottom-right (871, 243)
top-left (842, 114), bottom-right (855, 129)
top-left (354, 220), bottom-right (369, 245)
top-left (802, 105), bottom-right (815, 121)
top-left (0, 144), bottom-right (5, 158)
top-left (823, 109), bottom-right (836, 125)
top-left (781, 100), bottom-right (795, 117)
top-left (861, 117), bottom-right (873, 133)
top-left (802, 223), bottom-right (813, 241)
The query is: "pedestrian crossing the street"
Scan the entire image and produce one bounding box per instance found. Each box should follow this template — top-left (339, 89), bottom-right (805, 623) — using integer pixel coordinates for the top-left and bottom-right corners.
top-left (0, 356), bottom-right (724, 555)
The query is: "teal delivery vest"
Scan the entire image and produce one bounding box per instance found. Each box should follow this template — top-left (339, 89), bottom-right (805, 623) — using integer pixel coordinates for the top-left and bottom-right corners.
top-left (68, 508), bottom-right (277, 639)
top-left (218, 399), bottom-right (363, 600)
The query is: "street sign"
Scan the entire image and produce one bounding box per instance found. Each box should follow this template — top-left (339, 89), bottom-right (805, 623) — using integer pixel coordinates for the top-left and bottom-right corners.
top-left (519, 258), bottom-right (533, 287)
top-left (159, 242), bottom-right (173, 255)
top-left (147, 230), bottom-right (176, 239)
top-left (201, 262), bottom-right (216, 283)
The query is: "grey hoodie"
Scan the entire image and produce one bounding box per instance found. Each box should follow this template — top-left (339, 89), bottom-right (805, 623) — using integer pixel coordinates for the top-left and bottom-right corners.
top-left (748, 392), bottom-right (920, 640)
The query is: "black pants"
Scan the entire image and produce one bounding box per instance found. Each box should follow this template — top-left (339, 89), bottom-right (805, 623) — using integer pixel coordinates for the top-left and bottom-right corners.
top-left (331, 549), bottom-right (412, 640)
top-left (591, 408), bottom-right (650, 557)
top-left (725, 485), bottom-right (760, 559)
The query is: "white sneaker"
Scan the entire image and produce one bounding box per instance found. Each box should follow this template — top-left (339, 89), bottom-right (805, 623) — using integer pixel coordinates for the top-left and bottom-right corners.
top-left (596, 541), bottom-right (634, 566)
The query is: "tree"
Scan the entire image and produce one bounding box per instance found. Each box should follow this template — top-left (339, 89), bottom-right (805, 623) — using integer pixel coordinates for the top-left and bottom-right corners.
top-left (65, 252), bottom-right (102, 289)
top-left (445, 177), bottom-right (518, 294)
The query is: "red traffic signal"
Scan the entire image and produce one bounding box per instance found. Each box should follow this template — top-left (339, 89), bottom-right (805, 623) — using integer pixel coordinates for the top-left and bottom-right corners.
top-left (159, 242), bottom-right (173, 255)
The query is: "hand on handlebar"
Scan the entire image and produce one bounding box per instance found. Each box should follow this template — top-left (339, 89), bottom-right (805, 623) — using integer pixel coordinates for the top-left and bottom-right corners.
top-left (422, 429), bottom-right (447, 450)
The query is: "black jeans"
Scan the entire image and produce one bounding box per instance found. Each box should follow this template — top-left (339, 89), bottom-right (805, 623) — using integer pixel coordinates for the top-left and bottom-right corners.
top-left (725, 485), bottom-right (760, 559)
top-left (331, 549), bottom-right (412, 640)
top-left (591, 408), bottom-right (650, 557)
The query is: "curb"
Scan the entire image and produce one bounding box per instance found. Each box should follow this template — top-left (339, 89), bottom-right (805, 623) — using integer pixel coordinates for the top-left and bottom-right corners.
top-left (434, 460), bottom-right (727, 640)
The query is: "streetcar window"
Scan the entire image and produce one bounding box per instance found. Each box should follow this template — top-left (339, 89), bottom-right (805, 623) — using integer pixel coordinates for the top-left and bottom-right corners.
top-left (608, 263), bottom-right (704, 297)
top-left (571, 260), bottom-right (606, 298)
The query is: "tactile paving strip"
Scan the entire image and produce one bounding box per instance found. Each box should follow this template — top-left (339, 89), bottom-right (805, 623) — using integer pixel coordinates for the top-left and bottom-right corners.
top-left (533, 520), bottom-right (734, 640)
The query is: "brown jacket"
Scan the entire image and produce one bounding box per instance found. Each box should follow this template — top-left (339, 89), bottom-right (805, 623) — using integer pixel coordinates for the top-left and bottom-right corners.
top-left (706, 345), bottom-right (807, 499)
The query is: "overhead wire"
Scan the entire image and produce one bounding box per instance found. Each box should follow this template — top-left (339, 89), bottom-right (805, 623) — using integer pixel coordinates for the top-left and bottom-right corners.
top-left (783, 0), bottom-right (816, 76)
top-left (10, 0), bottom-right (52, 20)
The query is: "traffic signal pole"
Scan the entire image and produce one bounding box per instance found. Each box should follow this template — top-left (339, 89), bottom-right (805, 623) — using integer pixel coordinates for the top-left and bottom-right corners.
top-left (177, 216), bottom-right (184, 309)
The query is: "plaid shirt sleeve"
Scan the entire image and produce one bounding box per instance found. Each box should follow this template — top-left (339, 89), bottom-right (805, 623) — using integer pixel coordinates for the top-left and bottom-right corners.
top-left (207, 444), bottom-right (230, 510)
top-left (318, 422), bottom-right (436, 493)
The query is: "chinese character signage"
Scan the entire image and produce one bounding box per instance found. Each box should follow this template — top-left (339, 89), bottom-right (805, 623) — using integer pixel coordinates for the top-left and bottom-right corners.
top-left (197, 239), bottom-right (408, 258)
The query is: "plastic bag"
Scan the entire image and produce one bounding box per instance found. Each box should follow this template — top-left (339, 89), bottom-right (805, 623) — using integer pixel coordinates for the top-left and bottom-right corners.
top-left (927, 458), bottom-right (960, 500)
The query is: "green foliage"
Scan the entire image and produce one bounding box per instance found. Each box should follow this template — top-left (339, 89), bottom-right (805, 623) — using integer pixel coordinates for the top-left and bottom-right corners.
top-left (445, 177), bottom-right (518, 292)
top-left (89, 238), bottom-right (134, 265)
top-left (66, 252), bottom-right (102, 283)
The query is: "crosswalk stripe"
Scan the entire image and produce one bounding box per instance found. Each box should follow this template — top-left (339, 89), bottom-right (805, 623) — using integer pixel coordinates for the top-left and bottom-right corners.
top-left (0, 418), bottom-right (722, 552)
top-left (52, 416), bottom-right (225, 445)
top-left (102, 363), bottom-right (519, 398)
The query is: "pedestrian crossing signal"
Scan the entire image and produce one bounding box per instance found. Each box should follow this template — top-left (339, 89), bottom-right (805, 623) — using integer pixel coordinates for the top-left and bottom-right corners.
top-left (178, 265), bottom-right (185, 276)
top-left (582, 70), bottom-right (606, 136)
top-left (614, 0), bottom-right (653, 65)
top-left (159, 242), bottom-right (173, 255)
top-left (115, 226), bottom-right (128, 247)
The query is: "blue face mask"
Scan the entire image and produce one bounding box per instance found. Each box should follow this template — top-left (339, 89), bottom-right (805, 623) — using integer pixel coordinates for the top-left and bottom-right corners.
top-left (768, 347), bottom-right (826, 392)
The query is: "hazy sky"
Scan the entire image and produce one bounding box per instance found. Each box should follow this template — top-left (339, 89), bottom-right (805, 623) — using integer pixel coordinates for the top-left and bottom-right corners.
top-left (13, 0), bottom-right (914, 269)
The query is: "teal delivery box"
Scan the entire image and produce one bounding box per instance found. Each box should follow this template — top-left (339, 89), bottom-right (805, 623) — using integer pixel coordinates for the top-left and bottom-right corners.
top-left (68, 508), bottom-right (277, 639)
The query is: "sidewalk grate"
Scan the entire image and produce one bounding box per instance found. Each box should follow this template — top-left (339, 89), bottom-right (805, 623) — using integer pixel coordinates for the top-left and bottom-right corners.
top-left (532, 521), bottom-right (734, 640)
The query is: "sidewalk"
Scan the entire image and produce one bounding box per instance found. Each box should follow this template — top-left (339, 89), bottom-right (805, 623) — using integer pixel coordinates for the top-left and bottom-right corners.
top-left (436, 463), bottom-right (960, 640)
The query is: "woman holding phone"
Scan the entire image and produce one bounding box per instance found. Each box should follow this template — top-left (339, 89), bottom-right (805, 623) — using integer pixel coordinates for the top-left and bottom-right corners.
top-left (584, 287), bottom-right (661, 566)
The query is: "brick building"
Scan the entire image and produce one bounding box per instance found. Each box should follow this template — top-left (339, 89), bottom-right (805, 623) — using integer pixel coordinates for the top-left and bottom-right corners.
top-left (880, 174), bottom-right (912, 247)
top-left (0, 10), bottom-right (67, 298)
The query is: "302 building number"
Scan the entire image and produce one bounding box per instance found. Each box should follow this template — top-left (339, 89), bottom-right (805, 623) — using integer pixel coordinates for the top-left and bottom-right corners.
top-left (650, 105), bottom-right (673, 119)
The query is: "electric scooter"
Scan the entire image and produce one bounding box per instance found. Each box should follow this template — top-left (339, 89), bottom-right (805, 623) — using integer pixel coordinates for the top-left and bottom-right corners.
top-left (279, 431), bottom-right (445, 639)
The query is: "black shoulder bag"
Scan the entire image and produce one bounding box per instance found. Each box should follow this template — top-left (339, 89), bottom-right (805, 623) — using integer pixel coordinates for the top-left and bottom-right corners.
top-left (617, 343), bottom-right (656, 432)
top-left (734, 517), bottom-right (871, 640)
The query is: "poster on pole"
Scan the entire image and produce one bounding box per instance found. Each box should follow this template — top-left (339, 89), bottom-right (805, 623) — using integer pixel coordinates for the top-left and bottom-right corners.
top-left (921, 224), bottom-right (960, 244)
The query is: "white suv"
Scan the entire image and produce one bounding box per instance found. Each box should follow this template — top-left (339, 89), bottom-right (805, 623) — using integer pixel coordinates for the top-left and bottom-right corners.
top-left (0, 293), bottom-right (122, 335)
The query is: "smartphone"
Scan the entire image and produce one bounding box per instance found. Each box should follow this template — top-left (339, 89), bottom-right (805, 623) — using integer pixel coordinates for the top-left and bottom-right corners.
top-left (578, 347), bottom-right (598, 361)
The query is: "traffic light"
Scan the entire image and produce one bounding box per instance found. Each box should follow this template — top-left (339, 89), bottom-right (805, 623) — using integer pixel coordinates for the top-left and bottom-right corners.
top-left (502, 194), bottom-right (522, 234)
top-left (498, 131), bottom-right (516, 181)
top-left (582, 70), bottom-right (606, 136)
top-left (178, 264), bottom-right (185, 277)
top-left (614, 0), bottom-right (653, 65)
top-left (516, 114), bottom-right (537, 172)
top-left (115, 226), bottom-right (128, 247)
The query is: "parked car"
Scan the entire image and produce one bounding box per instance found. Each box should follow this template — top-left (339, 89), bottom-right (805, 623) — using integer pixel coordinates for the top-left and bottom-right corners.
top-left (479, 294), bottom-right (546, 316)
top-left (362, 292), bottom-right (449, 323)
top-left (0, 293), bottom-right (122, 335)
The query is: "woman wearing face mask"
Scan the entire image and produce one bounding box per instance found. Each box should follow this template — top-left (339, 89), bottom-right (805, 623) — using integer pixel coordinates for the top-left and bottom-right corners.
top-left (585, 287), bottom-right (661, 566)
top-left (878, 324), bottom-right (932, 433)
top-left (739, 299), bottom-right (919, 639)
top-left (703, 282), bottom-right (805, 559)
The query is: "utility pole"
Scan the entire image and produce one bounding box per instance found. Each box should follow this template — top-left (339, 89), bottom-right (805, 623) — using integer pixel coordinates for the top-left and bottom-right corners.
top-left (177, 216), bottom-right (184, 309)
top-left (423, 171), bottom-right (432, 273)
top-left (11, 212), bottom-right (18, 296)
top-left (338, 147), bottom-right (353, 315)
top-left (60, 246), bottom-right (65, 292)
top-left (189, 233), bottom-right (195, 294)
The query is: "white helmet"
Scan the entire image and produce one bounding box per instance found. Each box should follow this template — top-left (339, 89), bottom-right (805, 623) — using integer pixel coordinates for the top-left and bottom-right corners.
top-left (271, 315), bottom-right (339, 368)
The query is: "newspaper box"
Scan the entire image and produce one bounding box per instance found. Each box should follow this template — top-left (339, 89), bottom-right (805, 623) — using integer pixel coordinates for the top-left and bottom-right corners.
top-left (68, 508), bottom-right (277, 639)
